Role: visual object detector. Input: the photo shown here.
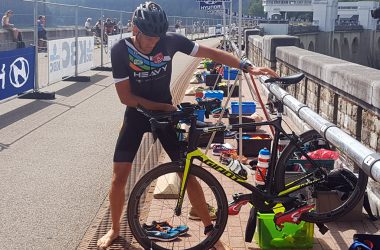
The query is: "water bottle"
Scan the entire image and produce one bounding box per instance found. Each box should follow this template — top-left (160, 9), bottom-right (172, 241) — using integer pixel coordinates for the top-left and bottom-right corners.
top-left (255, 148), bottom-right (270, 186)
top-left (228, 159), bottom-right (250, 179)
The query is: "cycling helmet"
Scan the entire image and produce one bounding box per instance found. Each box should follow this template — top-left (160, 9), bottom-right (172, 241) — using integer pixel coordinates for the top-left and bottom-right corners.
top-left (132, 1), bottom-right (168, 37)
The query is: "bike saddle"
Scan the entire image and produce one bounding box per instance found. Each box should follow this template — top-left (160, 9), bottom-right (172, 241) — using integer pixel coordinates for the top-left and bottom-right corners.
top-left (264, 73), bottom-right (305, 85)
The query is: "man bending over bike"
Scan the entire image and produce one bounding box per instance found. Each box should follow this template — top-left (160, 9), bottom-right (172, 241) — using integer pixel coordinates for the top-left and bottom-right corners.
top-left (97, 1), bottom-right (278, 249)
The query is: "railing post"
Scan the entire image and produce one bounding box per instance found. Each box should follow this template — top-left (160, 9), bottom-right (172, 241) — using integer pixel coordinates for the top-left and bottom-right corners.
top-left (75, 4), bottom-right (79, 77)
top-left (120, 11), bottom-right (123, 39)
top-left (34, 0), bottom-right (39, 90)
top-left (100, 9), bottom-right (104, 67)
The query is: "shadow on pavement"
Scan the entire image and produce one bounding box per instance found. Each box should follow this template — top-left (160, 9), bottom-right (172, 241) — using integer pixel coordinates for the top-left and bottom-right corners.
top-left (56, 74), bottom-right (108, 97)
top-left (0, 100), bottom-right (53, 130)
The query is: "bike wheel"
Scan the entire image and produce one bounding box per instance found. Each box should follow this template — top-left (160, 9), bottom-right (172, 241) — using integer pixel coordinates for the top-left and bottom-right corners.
top-left (127, 162), bottom-right (228, 250)
top-left (274, 129), bottom-right (368, 223)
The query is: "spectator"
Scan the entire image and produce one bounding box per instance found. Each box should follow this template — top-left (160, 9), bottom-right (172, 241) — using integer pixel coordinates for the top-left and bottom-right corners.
top-left (175, 20), bottom-right (181, 29)
top-left (2, 10), bottom-right (22, 43)
top-left (117, 19), bottom-right (123, 33)
top-left (126, 20), bottom-right (132, 32)
top-left (85, 17), bottom-right (92, 36)
top-left (104, 18), bottom-right (115, 35)
top-left (94, 19), bottom-right (102, 37)
top-left (37, 15), bottom-right (47, 51)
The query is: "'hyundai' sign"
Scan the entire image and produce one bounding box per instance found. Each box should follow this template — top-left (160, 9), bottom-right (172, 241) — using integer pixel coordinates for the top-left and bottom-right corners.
top-left (200, 2), bottom-right (223, 10)
top-left (0, 47), bottom-right (35, 101)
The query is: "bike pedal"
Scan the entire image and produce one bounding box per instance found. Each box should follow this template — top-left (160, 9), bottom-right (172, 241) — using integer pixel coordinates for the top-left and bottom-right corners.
top-left (232, 192), bottom-right (244, 201)
top-left (228, 200), bottom-right (248, 215)
top-left (274, 204), bottom-right (315, 229)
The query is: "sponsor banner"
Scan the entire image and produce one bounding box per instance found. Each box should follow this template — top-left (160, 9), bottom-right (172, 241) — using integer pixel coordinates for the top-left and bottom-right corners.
top-left (48, 37), bottom-right (94, 84)
top-left (208, 26), bottom-right (216, 36)
top-left (108, 33), bottom-right (132, 59)
top-left (175, 28), bottom-right (186, 36)
top-left (0, 47), bottom-right (35, 101)
top-left (107, 34), bottom-right (122, 57)
top-left (200, 1), bottom-right (223, 11)
top-left (207, 9), bottom-right (224, 14)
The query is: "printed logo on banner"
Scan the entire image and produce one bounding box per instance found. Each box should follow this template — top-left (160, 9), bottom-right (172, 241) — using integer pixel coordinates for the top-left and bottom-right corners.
top-left (199, 1), bottom-right (223, 11)
top-left (48, 37), bottom-right (94, 84)
top-left (10, 57), bottom-right (30, 88)
top-left (0, 47), bottom-right (35, 101)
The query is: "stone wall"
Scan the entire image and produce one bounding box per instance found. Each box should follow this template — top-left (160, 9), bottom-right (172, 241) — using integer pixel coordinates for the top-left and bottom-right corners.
top-left (248, 34), bottom-right (380, 216)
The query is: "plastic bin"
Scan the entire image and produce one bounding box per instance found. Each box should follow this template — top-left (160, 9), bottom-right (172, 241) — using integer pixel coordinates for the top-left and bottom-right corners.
top-left (216, 83), bottom-right (238, 97)
top-left (255, 212), bottom-right (314, 249)
top-left (228, 114), bottom-right (256, 132)
top-left (231, 102), bottom-right (256, 115)
top-left (236, 132), bottom-right (272, 157)
top-left (194, 109), bottom-right (206, 122)
top-left (198, 131), bottom-right (224, 147)
top-left (223, 66), bottom-right (239, 80)
top-left (203, 90), bottom-right (224, 100)
top-left (205, 74), bottom-right (222, 87)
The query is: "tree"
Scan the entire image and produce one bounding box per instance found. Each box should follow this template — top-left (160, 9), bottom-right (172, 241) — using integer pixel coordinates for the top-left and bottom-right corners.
top-left (249, 0), bottom-right (265, 17)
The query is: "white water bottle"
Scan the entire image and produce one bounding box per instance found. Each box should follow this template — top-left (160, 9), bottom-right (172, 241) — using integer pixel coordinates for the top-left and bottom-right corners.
top-left (255, 148), bottom-right (270, 186)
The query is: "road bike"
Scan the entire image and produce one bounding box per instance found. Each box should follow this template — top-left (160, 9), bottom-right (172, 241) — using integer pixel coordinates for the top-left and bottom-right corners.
top-left (127, 73), bottom-right (368, 250)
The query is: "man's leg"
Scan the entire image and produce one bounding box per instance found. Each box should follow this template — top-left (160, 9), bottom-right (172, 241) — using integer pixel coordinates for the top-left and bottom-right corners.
top-left (98, 109), bottom-right (147, 249)
top-left (97, 162), bottom-right (132, 249)
top-left (157, 127), bottom-right (212, 227)
top-left (159, 127), bottom-right (231, 250)
top-left (186, 176), bottom-right (212, 226)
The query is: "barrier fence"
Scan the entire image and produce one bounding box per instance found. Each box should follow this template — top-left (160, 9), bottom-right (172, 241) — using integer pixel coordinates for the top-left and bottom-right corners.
top-left (0, 0), bottom-right (258, 103)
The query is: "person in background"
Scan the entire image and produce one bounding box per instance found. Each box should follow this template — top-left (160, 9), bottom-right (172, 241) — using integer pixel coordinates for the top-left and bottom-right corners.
top-left (126, 20), bottom-right (132, 32)
top-left (85, 17), bottom-right (92, 36)
top-left (2, 10), bottom-right (21, 42)
top-left (104, 18), bottom-right (115, 35)
top-left (94, 19), bottom-right (102, 37)
top-left (175, 20), bottom-right (181, 29)
top-left (117, 19), bottom-right (123, 34)
top-left (37, 15), bottom-right (47, 51)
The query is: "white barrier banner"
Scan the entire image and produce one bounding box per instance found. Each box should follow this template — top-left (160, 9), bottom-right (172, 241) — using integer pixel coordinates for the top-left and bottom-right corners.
top-left (48, 37), bottom-right (94, 84)
top-left (107, 33), bottom-right (132, 59)
top-left (107, 34), bottom-right (122, 57)
top-left (175, 28), bottom-right (186, 36)
top-left (208, 27), bottom-right (216, 36)
top-left (121, 32), bottom-right (132, 39)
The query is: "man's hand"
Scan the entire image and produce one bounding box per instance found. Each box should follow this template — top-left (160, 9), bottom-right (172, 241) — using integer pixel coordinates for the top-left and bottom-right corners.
top-left (162, 104), bottom-right (177, 112)
top-left (247, 66), bottom-right (278, 78)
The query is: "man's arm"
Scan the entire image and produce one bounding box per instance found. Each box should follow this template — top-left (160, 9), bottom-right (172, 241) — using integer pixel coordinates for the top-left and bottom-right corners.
top-left (194, 45), bottom-right (278, 77)
top-left (115, 79), bottom-right (176, 112)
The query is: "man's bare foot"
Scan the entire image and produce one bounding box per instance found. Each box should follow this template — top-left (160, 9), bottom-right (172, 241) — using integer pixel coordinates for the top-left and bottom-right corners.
top-left (211, 240), bottom-right (232, 250)
top-left (97, 229), bottom-right (119, 249)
